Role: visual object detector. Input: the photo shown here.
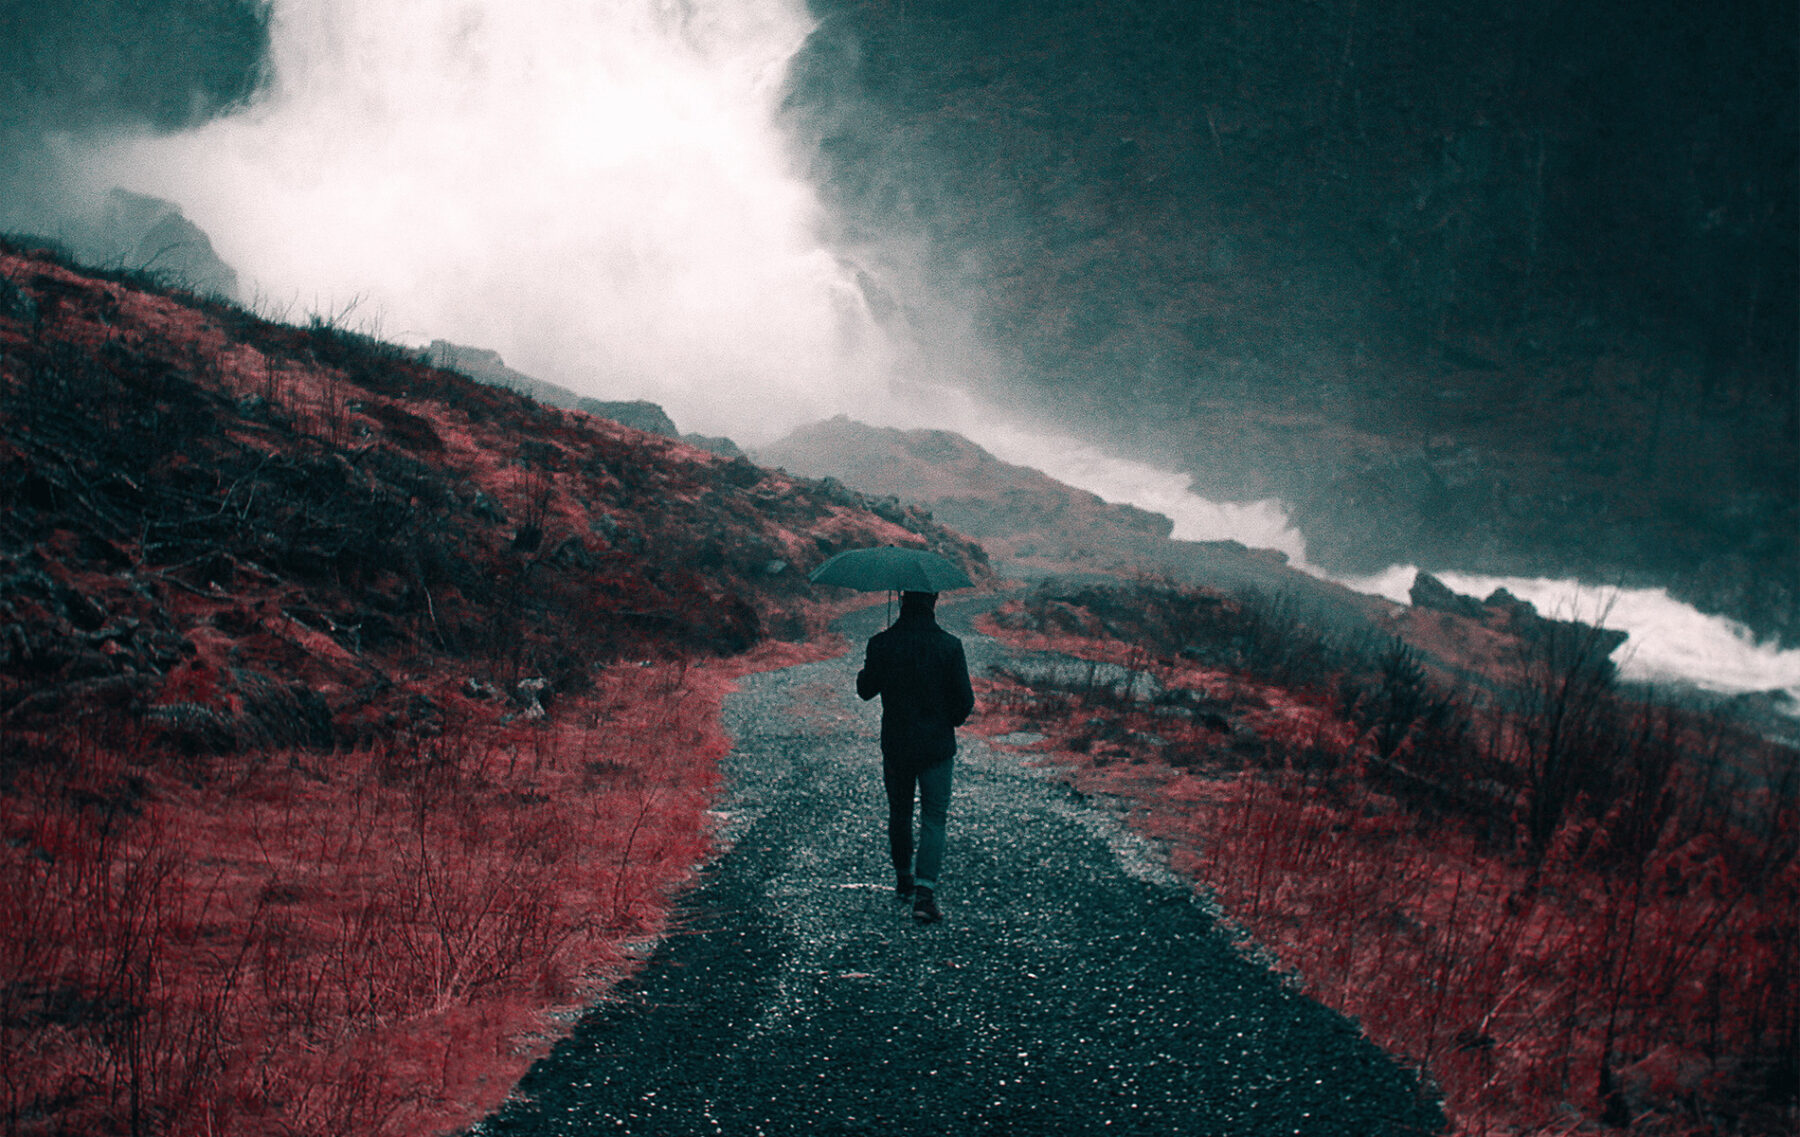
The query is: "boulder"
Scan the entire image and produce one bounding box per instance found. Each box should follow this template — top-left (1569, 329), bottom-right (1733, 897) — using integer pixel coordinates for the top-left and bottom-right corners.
top-left (682, 432), bottom-right (744, 458)
top-left (1408, 571), bottom-right (1487, 619)
top-left (86, 189), bottom-right (241, 299)
top-left (578, 398), bottom-right (678, 437)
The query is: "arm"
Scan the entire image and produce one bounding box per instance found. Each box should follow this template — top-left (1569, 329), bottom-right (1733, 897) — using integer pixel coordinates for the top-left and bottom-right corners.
top-left (856, 637), bottom-right (882, 702)
top-left (945, 639), bottom-right (974, 727)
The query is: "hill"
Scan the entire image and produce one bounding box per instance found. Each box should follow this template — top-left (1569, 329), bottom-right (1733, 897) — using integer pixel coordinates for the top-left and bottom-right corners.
top-left (757, 415), bottom-right (1353, 604)
top-left (0, 241), bottom-right (986, 1135)
top-left (757, 415), bottom-right (1172, 565)
top-left (756, 414), bottom-right (1588, 692)
top-left (4, 241), bottom-right (1791, 1137)
top-left (421, 339), bottom-right (745, 458)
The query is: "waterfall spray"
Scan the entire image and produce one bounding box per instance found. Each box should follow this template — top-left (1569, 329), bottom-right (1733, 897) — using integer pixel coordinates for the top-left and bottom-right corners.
top-left (66, 0), bottom-right (887, 441)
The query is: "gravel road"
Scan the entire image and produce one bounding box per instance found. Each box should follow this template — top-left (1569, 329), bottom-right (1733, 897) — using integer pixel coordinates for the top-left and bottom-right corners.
top-left (472, 598), bottom-right (1444, 1136)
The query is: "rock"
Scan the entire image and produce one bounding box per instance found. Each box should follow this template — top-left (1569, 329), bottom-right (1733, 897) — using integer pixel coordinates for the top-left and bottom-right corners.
top-left (85, 190), bottom-right (241, 299)
top-left (1408, 571), bottom-right (1487, 619)
top-left (426, 340), bottom-right (587, 409)
top-left (713, 457), bottom-right (763, 488)
top-left (683, 432), bottom-right (744, 458)
top-left (548, 537), bottom-right (598, 569)
top-left (468, 491), bottom-right (507, 523)
top-left (422, 341), bottom-right (703, 447)
top-left (1481, 587), bottom-right (1537, 623)
top-left (1410, 573), bottom-right (1630, 661)
top-left (144, 701), bottom-right (237, 753)
top-left (516, 676), bottom-right (548, 719)
top-left (578, 398), bottom-right (679, 437)
top-left (364, 400), bottom-right (444, 453)
top-left (0, 274), bottom-right (38, 323)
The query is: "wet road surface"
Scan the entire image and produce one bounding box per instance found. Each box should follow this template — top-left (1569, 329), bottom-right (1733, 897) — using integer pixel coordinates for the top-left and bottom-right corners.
top-left (472, 598), bottom-right (1444, 1135)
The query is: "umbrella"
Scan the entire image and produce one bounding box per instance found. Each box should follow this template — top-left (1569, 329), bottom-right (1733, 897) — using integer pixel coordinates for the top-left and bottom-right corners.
top-left (809, 545), bottom-right (974, 593)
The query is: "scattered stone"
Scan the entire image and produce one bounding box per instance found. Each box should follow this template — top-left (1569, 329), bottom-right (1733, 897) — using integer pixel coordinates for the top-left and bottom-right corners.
top-left (549, 537), bottom-right (598, 569)
top-left (516, 677), bottom-right (549, 719)
top-left (468, 491), bottom-right (507, 523)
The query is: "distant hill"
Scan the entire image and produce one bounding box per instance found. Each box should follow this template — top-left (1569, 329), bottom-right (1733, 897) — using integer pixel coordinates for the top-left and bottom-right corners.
top-left (756, 415), bottom-right (1383, 630)
top-left (757, 415), bottom-right (1170, 562)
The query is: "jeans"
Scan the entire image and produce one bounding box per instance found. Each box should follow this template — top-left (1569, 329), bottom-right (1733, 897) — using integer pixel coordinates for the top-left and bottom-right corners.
top-left (884, 757), bottom-right (953, 891)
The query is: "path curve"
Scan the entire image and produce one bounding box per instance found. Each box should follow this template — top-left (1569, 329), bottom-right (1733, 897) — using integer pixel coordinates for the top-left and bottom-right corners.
top-left (473, 598), bottom-right (1444, 1135)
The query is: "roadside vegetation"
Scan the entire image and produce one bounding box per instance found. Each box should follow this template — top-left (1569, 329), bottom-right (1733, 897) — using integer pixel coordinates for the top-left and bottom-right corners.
top-left (0, 241), bottom-right (985, 1135)
top-left (980, 580), bottom-right (1797, 1136)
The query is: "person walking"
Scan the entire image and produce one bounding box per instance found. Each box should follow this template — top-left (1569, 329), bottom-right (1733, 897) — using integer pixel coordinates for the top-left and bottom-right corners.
top-left (856, 590), bottom-right (975, 924)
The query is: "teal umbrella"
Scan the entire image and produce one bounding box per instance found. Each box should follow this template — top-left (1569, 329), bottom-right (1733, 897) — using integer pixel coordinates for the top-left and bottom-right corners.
top-left (809, 545), bottom-right (974, 593)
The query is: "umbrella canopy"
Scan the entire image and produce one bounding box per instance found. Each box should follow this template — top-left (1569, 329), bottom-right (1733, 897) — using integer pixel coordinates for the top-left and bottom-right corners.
top-left (809, 545), bottom-right (974, 593)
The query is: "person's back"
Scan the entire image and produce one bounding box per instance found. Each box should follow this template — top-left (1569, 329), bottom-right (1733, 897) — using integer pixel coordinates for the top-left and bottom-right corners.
top-left (856, 591), bottom-right (974, 923)
top-left (858, 604), bottom-right (973, 772)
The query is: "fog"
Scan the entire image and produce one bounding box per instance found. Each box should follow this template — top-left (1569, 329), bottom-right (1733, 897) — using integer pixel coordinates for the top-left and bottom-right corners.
top-left (60, 0), bottom-right (893, 442)
top-left (24, 0), bottom-right (1800, 708)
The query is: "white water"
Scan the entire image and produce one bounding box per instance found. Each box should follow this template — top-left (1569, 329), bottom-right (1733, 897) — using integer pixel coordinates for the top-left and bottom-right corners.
top-left (52, 0), bottom-right (1797, 709)
top-left (65, 0), bottom-right (887, 441)
top-left (999, 450), bottom-right (1800, 706)
top-left (1340, 566), bottom-right (1800, 705)
top-left (973, 421), bottom-right (1311, 564)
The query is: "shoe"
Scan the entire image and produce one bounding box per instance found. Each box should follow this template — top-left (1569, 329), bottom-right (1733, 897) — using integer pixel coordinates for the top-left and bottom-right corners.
top-left (912, 886), bottom-right (942, 924)
top-left (895, 872), bottom-right (915, 900)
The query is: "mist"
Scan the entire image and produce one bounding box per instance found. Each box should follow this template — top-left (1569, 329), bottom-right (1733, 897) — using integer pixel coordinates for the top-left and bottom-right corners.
top-left (55, 0), bottom-right (903, 443)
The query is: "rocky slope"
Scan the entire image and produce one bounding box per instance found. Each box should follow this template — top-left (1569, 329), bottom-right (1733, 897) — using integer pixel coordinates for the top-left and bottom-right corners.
top-left (757, 415), bottom-right (1174, 566)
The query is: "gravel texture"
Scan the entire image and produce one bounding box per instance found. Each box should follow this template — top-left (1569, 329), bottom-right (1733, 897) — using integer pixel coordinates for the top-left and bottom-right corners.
top-left (472, 598), bottom-right (1445, 1136)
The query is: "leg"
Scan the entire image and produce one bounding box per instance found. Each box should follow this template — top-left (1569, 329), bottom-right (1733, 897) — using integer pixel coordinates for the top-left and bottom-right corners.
top-left (912, 758), bottom-right (953, 892)
top-left (883, 758), bottom-right (915, 880)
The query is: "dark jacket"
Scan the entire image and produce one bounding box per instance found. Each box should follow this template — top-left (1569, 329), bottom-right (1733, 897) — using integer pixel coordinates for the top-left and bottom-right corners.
top-left (856, 608), bottom-right (975, 773)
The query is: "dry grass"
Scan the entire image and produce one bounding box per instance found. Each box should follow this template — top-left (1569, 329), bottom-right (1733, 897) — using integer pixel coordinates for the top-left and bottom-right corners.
top-left (978, 583), bottom-right (1798, 1136)
top-left (0, 658), bottom-right (741, 1136)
